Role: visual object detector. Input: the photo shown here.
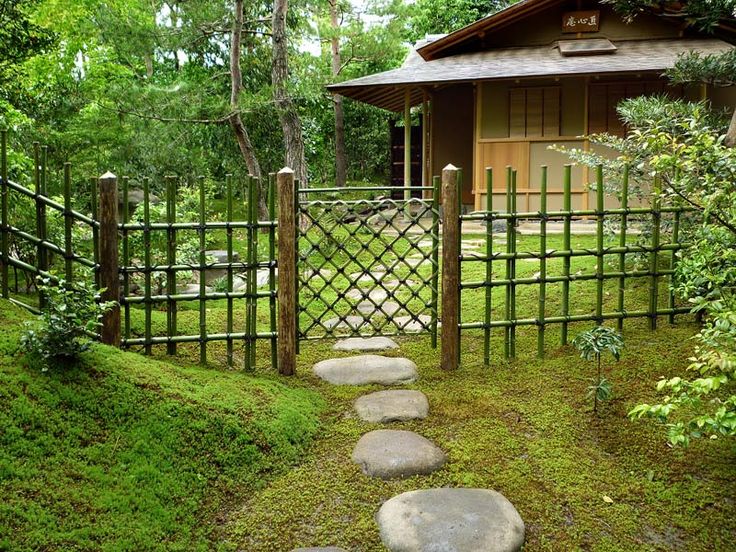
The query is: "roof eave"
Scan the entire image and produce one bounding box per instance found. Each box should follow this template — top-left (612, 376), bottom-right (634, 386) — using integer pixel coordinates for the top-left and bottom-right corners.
top-left (416, 0), bottom-right (561, 60)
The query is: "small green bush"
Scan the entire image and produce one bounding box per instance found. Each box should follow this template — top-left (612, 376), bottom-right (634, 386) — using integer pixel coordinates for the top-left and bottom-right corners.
top-left (20, 278), bottom-right (116, 368)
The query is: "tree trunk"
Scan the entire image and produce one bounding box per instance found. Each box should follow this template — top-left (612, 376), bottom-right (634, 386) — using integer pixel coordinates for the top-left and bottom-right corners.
top-left (329, 0), bottom-right (347, 187)
top-left (726, 107), bottom-right (736, 148)
top-left (272, 0), bottom-right (308, 187)
top-left (230, 0), bottom-right (267, 219)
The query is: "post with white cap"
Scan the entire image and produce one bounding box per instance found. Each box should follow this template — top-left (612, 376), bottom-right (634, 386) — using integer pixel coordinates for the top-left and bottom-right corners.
top-left (441, 164), bottom-right (460, 371)
top-left (277, 167), bottom-right (296, 375)
top-left (98, 171), bottom-right (120, 346)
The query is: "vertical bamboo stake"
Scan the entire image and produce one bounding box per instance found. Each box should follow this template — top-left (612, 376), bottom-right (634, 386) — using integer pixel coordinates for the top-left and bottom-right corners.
top-left (440, 164), bottom-right (460, 371)
top-left (649, 176), bottom-right (661, 331)
top-left (98, 172), bottom-right (120, 346)
top-left (277, 168), bottom-right (297, 376)
top-left (143, 177), bottom-right (152, 355)
top-left (245, 175), bottom-right (259, 370)
top-left (504, 166), bottom-right (512, 360)
top-left (509, 169), bottom-right (517, 359)
top-left (538, 166), bottom-right (548, 358)
top-left (294, 175), bottom-right (301, 354)
top-left (668, 199), bottom-right (681, 325)
top-left (198, 176), bottom-right (207, 365)
top-left (34, 143), bottom-right (47, 307)
top-left (483, 167), bottom-right (493, 366)
top-left (63, 163), bottom-right (73, 282)
top-left (561, 165), bottom-right (572, 345)
top-left (430, 174), bottom-right (441, 349)
top-left (166, 176), bottom-right (177, 355)
top-left (122, 176), bottom-right (130, 342)
top-left (268, 174), bottom-right (278, 367)
top-left (90, 177), bottom-right (100, 289)
top-left (617, 165), bottom-right (629, 331)
top-left (456, 169), bottom-right (463, 366)
top-left (0, 129), bottom-right (7, 299)
top-left (225, 174), bottom-right (234, 367)
top-left (595, 165), bottom-right (604, 325)
top-left (244, 176), bottom-right (253, 370)
top-left (40, 146), bottom-right (48, 277)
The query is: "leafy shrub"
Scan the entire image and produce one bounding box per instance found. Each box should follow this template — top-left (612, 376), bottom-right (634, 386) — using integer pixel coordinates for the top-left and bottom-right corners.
top-left (20, 278), bottom-right (116, 368)
top-left (573, 326), bottom-right (624, 413)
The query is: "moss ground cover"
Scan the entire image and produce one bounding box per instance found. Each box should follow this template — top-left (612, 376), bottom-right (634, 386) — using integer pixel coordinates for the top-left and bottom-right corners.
top-left (225, 320), bottom-right (736, 551)
top-left (0, 300), bottom-right (323, 552)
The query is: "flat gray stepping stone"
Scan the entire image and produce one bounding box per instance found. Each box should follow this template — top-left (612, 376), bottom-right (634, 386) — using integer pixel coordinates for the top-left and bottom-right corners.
top-left (346, 288), bottom-right (389, 302)
top-left (323, 315), bottom-right (369, 331)
top-left (179, 283), bottom-right (212, 295)
top-left (354, 390), bottom-right (428, 423)
top-left (313, 355), bottom-right (417, 385)
top-left (357, 300), bottom-right (401, 316)
top-left (394, 314), bottom-right (440, 333)
top-left (352, 429), bottom-right (445, 479)
top-left (334, 337), bottom-right (399, 352)
top-left (377, 488), bottom-right (525, 552)
top-left (291, 548), bottom-right (346, 552)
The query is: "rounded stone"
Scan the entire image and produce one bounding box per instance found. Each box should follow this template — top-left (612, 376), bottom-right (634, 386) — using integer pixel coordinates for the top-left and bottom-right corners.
top-left (333, 337), bottom-right (399, 352)
top-left (291, 548), bottom-right (346, 552)
top-left (351, 430), bottom-right (445, 479)
top-left (313, 355), bottom-right (417, 386)
top-left (377, 488), bottom-right (525, 552)
top-left (354, 390), bottom-right (429, 423)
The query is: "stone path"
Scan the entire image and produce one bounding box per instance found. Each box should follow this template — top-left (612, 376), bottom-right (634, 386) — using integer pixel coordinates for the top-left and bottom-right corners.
top-left (352, 429), bottom-right (446, 479)
top-left (354, 389), bottom-right (428, 422)
top-left (377, 489), bottom-right (525, 552)
top-left (313, 355), bottom-right (417, 385)
top-left (303, 339), bottom-right (525, 550)
top-left (333, 336), bottom-right (398, 352)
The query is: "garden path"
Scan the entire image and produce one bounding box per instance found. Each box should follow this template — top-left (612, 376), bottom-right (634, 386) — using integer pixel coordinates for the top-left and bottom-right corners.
top-left (299, 337), bottom-right (525, 552)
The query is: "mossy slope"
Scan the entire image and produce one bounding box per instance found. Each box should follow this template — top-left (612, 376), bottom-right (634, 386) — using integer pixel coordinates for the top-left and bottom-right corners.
top-left (0, 300), bottom-right (323, 552)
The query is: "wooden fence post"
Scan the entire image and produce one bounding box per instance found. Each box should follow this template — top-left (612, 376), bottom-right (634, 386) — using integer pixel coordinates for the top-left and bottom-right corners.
top-left (98, 172), bottom-right (120, 347)
top-left (441, 164), bottom-right (460, 371)
top-left (277, 167), bottom-right (296, 376)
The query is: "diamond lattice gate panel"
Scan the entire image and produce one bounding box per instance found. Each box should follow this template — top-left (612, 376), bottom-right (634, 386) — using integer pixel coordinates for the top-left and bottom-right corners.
top-left (297, 184), bottom-right (440, 343)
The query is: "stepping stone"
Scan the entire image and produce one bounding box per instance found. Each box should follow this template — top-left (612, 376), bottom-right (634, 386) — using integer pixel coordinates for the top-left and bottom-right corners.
top-left (179, 283), bottom-right (212, 295)
top-left (333, 337), bottom-right (399, 352)
top-left (394, 314), bottom-right (439, 333)
top-left (377, 488), bottom-right (525, 552)
top-left (203, 250), bottom-right (240, 284)
top-left (351, 429), bottom-right (446, 479)
top-left (383, 279), bottom-right (418, 289)
top-left (350, 271), bottom-right (387, 284)
top-left (323, 315), bottom-right (369, 331)
top-left (291, 548), bottom-right (346, 552)
top-left (354, 390), bottom-right (429, 423)
top-left (313, 355), bottom-right (417, 385)
top-left (357, 300), bottom-right (401, 316)
top-left (346, 288), bottom-right (389, 302)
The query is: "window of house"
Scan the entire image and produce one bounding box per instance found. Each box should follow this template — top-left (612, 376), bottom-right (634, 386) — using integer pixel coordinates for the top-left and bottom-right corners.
top-left (509, 86), bottom-right (561, 138)
top-left (588, 81), bottom-right (684, 135)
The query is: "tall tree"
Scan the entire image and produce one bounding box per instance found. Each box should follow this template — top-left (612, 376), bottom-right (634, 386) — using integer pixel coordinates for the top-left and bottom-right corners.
top-left (229, 0), bottom-right (262, 178)
top-left (272, 0), bottom-right (308, 185)
top-left (328, 0), bottom-right (347, 187)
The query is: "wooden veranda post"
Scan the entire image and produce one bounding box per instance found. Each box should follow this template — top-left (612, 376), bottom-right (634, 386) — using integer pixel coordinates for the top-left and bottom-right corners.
top-left (98, 172), bottom-right (120, 346)
top-left (441, 164), bottom-right (460, 371)
top-left (277, 167), bottom-right (296, 376)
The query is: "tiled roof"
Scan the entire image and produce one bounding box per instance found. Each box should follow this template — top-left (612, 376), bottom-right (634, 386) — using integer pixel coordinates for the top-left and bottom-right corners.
top-left (328, 38), bottom-right (733, 111)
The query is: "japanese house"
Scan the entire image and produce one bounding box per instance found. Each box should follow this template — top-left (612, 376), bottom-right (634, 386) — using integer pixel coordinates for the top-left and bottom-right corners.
top-left (328, 0), bottom-right (736, 211)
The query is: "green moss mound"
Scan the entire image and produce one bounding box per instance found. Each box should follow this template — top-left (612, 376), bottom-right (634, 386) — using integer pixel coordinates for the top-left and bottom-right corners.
top-left (0, 300), bottom-right (323, 551)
